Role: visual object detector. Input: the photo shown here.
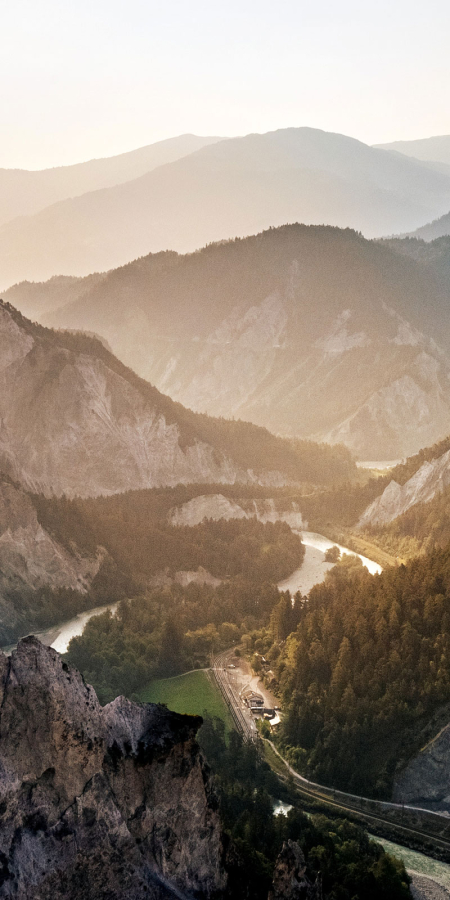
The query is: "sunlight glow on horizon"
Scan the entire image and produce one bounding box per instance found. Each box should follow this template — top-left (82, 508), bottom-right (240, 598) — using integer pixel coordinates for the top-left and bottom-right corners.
top-left (2, 0), bottom-right (450, 170)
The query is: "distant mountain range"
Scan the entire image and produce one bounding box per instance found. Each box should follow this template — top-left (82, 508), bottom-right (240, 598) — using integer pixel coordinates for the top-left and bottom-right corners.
top-left (8, 223), bottom-right (450, 460)
top-left (374, 135), bottom-right (450, 240)
top-left (376, 134), bottom-right (450, 167)
top-left (406, 210), bottom-right (450, 241)
top-left (3, 127), bottom-right (450, 288)
top-left (0, 134), bottom-right (221, 227)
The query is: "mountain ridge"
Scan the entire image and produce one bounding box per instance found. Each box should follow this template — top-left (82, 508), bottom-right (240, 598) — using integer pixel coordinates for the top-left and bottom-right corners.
top-left (3, 126), bottom-right (450, 288)
top-left (15, 223), bottom-right (450, 460)
top-left (0, 134), bottom-right (222, 228)
top-left (375, 134), bottom-right (450, 167)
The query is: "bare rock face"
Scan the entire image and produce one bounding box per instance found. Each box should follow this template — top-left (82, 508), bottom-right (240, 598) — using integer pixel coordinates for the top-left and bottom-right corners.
top-left (0, 302), bottom-right (295, 498)
top-left (168, 494), bottom-right (305, 530)
top-left (0, 476), bottom-right (105, 641)
top-left (0, 637), bottom-right (227, 899)
top-left (393, 722), bottom-right (450, 812)
top-left (268, 841), bottom-right (321, 900)
top-left (0, 477), bottom-right (101, 595)
top-left (30, 223), bottom-right (450, 461)
top-left (358, 447), bottom-right (450, 529)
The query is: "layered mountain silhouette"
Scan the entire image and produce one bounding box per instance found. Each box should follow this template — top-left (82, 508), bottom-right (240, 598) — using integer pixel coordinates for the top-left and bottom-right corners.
top-left (0, 134), bottom-right (221, 227)
top-left (2, 127), bottom-right (450, 288)
top-left (407, 210), bottom-right (450, 241)
top-left (376, 134), bottom-right (450, 167)
top-left (375, 135), bottom-right (450, 241)
top-left (9, 224), bottom-right (450, 460)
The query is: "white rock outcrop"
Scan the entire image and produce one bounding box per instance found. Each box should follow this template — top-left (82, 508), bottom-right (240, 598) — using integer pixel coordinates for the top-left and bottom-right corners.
top-left (358, 448), bottom-right (450, 528)
top-left (168, 493), bottom-right (305, 529)
top-left (0, 480), bottom-right (101, 596)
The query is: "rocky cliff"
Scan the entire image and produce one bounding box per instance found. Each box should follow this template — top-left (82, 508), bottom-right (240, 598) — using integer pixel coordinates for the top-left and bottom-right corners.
top-left (358, 448), bottom-right (450, 528)
top-left (0, 637), bottom-right (227, 899)
top-left (0, 301), bottom-right (329, 498)
top-left (393, 722), bottom-right (450, 813)
top-left (268, 842), bottom-right (321, 900)
top-left (0, 476), bottom-right (105, 639)
top-left (0, 477), bottom-right (101, 596)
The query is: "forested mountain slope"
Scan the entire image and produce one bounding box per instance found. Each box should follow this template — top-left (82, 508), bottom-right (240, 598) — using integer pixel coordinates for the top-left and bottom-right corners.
top-left (381, 236), bottom-right (450, 292)
top-left (3, 272), bottom-right (107, 320)
top-left (2, 126), bottom-right (450, 287)
top-left (0, 300), bottom-right (354, 498)
top-left (13, 224), bottom-right (450, 459)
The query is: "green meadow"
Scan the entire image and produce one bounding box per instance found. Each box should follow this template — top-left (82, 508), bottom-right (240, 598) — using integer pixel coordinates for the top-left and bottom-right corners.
top-left (139, 670), bottom-right (234, 730)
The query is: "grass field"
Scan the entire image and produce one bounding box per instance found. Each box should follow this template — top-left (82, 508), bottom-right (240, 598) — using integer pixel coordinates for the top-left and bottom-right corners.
top-left (139, 670), bottom-right (234, 730)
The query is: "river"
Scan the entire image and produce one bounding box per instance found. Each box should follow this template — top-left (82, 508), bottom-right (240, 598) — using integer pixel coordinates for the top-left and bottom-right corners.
top-left (2, 602), bottom-right (118, 656)
top-left (374, 837), bottom-right (450, 894)
top-left (4, 531), bottom-right (382, 653)
top-left (278, 530), bottom-right (382, 595)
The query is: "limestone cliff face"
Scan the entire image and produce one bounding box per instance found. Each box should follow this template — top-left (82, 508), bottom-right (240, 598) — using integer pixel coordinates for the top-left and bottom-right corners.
top-left (0, 303), bottom-right (292, 498)
top-left (0, 478), bottom-right (101, 596)
top-left (168, 494), bottom-right (305, 530)
top-left (0, 637), bottom-right (227, 899)
top-left (0, 477), bottom-right (104, 637)
top-left (393, 723), bottom-right (450, 812)
top-left (358, 448), bottom-right (450, 528)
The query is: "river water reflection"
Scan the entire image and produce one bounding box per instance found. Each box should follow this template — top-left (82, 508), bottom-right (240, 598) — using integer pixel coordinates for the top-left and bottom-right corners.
top-left (2, 602), bottom-right (118, 656)
top-left (278, 530), bottom-right (382, 596)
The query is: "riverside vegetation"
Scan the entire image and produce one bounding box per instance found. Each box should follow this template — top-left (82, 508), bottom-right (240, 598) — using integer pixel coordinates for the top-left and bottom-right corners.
top-left (1, 478), bottom-right (306, 645)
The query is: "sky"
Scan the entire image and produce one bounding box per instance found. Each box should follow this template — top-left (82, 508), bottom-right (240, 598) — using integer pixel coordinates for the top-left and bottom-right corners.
top-left (2, 0), bottom-right (450, 170)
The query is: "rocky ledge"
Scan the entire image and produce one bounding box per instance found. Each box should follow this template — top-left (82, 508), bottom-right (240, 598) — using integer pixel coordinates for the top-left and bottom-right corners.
top-left (0, 637), bottom-right (227, 899)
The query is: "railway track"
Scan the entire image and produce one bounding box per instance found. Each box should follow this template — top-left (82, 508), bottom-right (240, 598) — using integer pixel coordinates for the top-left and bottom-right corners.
top-left (268, 741), bottom-right (450, 854)
top-left (211, 649), bottom-right (450, 855)
top-left (211, 649), bottom-right (257, 739)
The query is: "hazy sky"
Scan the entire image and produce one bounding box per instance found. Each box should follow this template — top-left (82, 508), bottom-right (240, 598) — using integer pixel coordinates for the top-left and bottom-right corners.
top-left (3, 0), bottom-right (450, 169)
